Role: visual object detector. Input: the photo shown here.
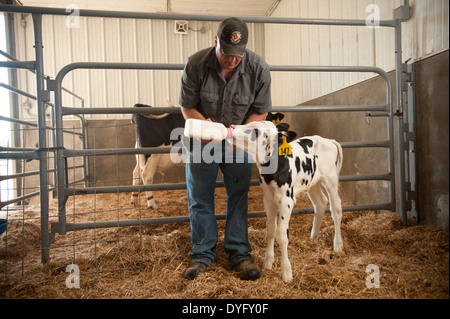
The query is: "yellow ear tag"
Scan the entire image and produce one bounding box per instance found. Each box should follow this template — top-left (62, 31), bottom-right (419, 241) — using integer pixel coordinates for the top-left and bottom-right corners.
top-left (278, 136), bottom-right (292, 156)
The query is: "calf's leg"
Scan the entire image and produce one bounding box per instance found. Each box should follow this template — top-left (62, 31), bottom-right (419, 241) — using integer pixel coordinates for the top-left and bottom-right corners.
top-left (323, 178), bottom-right (343, 252)
top-left (141, 154), bottom-right (161, 209)
top-left (131, 153), bottom-right (146, 206)
top-left (308, 183), bottom-right (328, 241)
top-left (276, 197), bottom-right (294, 283)
top-left (263, 196), bottom-right (277, 271)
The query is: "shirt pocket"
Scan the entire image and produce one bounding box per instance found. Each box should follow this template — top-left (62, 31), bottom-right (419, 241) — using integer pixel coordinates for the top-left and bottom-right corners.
top-left (232, 94), bottom-right (253, 106)
top-left (232, 94), bottom-right (254, 124)
top-left (200, 91), bottom-right (220, 119)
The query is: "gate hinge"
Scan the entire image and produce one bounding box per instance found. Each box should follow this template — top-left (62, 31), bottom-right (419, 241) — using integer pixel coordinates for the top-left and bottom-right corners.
top-left (46, 79), bottom-right (56, 91)
top-left (401, 62), bottom-right (414, 92)
top-left (404, 71), bottom-right (414, 84)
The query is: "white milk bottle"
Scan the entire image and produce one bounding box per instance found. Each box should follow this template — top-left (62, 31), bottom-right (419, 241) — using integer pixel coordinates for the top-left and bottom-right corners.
top-left (184, 118), bottom-right (233, 142)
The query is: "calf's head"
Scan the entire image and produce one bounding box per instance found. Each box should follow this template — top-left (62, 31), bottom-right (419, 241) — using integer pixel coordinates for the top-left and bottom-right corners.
top-left (231, 121), bottom-right (278, 166)
top-left (231, 121), bottom-right (297, 167)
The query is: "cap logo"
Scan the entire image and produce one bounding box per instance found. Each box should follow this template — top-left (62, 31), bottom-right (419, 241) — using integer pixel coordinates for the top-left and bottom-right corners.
top-left (231, 31), bottom-right (242, 44)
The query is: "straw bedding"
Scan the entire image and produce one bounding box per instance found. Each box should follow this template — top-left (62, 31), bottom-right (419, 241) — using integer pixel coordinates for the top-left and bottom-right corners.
top-left (0, 186), bottom-right (448, 299)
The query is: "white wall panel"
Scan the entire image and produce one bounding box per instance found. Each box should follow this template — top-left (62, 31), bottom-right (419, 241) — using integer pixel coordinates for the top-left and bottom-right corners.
top-left (266, 0), bottom-right (449, 107)
top-left (403, 0), bottom-right (449, 61)
top-left (14, 14), bottom-right (260, 119)
top-left (69, 17), bottom-right (89, 110)
top-left (135, 19), bottom-right (154, 106)
top-left (86, 17), bottom-right (106, 118)
top-left (104, 18), bottom-right (123, 112)
top-left (372, 0), bottom-right (396, 74)
top-left (329, 0), bottom-right (345, 92)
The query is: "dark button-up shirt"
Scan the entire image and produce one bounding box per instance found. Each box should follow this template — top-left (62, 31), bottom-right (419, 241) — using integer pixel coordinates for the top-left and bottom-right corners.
top-left (179, 47), bottom-right (272, 127)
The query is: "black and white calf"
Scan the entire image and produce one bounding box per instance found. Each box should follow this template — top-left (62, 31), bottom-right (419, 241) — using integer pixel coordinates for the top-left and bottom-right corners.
top-left (130, 103), bottom-right (185, 209)
top-left (231, 121), bottom-right (344, 283)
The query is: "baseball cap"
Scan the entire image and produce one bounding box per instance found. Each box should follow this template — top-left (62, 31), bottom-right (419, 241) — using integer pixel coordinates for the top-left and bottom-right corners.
top-left (217, 17), bottom-right (248, 58)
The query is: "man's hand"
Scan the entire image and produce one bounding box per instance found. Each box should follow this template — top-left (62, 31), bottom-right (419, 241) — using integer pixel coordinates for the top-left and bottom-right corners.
top-left (227, 124), bottom-right (237, 152)
top-left (181, 107), bottom-right (215, 143)
top-left (200, 118), bottom-right (215, 144)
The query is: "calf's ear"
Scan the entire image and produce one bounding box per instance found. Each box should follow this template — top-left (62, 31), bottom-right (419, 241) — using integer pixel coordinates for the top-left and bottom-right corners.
top-left (276, 123), bottom-right (290, 132)
top-left (285, 131), bottom-right (297, 143)
top-left (275, 113), bottom-right (285, 122)
top-left (277, 130), bottom-right (297, 143)
top-left (276, 123), bottom-right (297, 143)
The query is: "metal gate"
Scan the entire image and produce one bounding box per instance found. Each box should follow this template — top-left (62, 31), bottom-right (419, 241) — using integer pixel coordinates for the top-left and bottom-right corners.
top-left (0, 5), bottom-right (417, 265)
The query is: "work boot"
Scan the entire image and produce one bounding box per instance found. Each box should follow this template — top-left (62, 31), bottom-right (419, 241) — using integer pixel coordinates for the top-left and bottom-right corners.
top-left (184, 262), bottom-right (208, 280)
top-left (233, 259), bottom-right (261, 281)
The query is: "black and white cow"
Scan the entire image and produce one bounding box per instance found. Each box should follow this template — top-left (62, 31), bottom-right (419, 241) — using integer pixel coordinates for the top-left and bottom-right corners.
top-left (231, 121), bottom-right (344, 283)
top-left (130, 103), bottom-right (185, 209)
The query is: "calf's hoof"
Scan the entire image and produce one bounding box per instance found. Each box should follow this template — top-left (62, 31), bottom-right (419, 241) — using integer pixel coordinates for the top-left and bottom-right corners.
top-left (130, 194), bottom-right (139, 206)
top-left (334, 240), bottom-right (343, 253)
top-left (147, 198), bottom-right (158, 210)
top-left (282, 272), bottom-right (293, 284)
top-left (281, 261), bottom-right (293, 283)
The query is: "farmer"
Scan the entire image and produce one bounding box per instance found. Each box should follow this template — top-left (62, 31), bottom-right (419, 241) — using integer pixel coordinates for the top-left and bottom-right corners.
top-left (179, 17), bottom-right (272, 280)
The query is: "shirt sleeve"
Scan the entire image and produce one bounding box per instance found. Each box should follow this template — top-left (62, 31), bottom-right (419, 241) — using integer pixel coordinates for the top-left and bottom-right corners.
top-left (178, 62), bottom-right (200, 109)
top-left (251, 65), bottom-right (272, 114)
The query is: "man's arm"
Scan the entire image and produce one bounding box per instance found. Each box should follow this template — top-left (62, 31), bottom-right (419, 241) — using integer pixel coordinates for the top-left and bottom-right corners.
top-left (181, 106), bottom-right (206, 120)
top-left (245, 112), bottom-right (267, 124)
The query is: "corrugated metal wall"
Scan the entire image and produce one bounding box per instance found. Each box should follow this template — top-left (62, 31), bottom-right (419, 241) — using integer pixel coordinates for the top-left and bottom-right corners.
top-left (12, 14), bottom-right (262, 119)
top-left (12, 1), bottom-right (449, 116)
top-left (404, 0), bottom-right (449, 60)
top-left (265, 0), bottom-right (449, 106)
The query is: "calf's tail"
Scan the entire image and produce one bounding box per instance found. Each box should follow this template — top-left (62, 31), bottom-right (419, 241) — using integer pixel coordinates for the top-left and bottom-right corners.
top-left (331, 140), bottom-right (343, 174)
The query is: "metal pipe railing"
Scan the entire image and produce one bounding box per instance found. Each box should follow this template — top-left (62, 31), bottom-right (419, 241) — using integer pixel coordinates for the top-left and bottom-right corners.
top-left (60, 202), bottom-right (394, 232)
top-left (0, 5), bottom-right (398, 27)
top-left (61, 140), bottom-right (390, 158)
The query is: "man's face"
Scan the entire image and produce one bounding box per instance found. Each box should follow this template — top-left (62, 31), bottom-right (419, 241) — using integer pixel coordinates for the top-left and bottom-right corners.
top-left (214, 36), bottom-right (242, 71)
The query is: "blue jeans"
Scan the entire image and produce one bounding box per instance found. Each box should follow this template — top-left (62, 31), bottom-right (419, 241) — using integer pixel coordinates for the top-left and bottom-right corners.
top-left (185, 139), bottom-right (253, 267)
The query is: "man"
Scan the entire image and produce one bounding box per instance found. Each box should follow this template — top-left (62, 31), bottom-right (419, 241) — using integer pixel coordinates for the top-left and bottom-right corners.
top-left (179, 17), bottom-right (272, 281)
